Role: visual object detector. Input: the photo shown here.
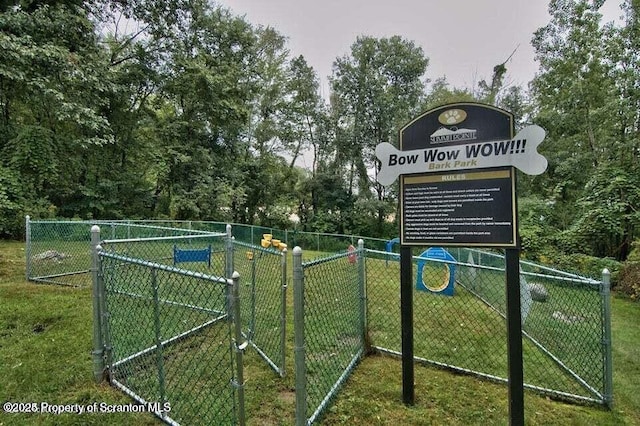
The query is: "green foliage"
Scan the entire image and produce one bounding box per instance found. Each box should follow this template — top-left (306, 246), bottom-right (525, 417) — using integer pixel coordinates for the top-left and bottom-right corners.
top-left (284, 55), bottom-right (324, 172)
top-left (537, 251), bottom-right (620, 281)
top-left (518, 197), bottom-right (556, 259)
top-left (526, 0), bottom-right (640, 262)
top-left (617, 262), bottom-right (640, 300)
top-left (570, 165), bottom-right (640, 259)
top-left (3, 0), bottom-right (640, 270)
top-left (299, 170), bottom-right (354, 234)
top-left (327, 35), bottom-right (428, 234)
top-left (0, 166), bottom-right (24, 238)
top-left (2, 126), bottom-right (57, 192)
top-left (617, 239), bottom-right (640, 299)
top-left (421, 77), bottom-right (475, 110)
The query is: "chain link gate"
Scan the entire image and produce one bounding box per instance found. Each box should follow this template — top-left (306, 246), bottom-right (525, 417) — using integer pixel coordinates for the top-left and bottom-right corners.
top-left (92, 227), bottom-right (246, 425)
top-left (232, 240), bottom-right (288, 377)
top-left (89, 224), bottom-right (289, 425)
top-left (293, 242), bottom-right (367, 425)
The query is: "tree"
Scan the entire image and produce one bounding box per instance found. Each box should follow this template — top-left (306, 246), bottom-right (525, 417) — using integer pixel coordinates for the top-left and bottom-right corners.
top-left (607, 0), bottom-right (640, 167)
top-left (283, 55), bottom-right (325, 175)
top-left (421, 77), bottom-right (474, 110)
top-left (0, 1), bottom-right (115, 228)
top-left (531, 0), bottom-right (616, 194)
top-left (142, 2), bottom-right (257, 220)
top-left (572, 165), bottom-right (640, 259)
top-left (329, 35), bottom-right (428, 235)
top-left (529, 0), bottom-right (640, 259)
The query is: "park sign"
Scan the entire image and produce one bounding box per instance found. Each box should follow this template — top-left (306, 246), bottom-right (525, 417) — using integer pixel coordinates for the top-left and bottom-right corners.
top-left (375, 125), bottom-right (547, 186)
top-left (386, 103), bottom-right (548, 423)
top-left (376, 103), bottom-right (548, 247)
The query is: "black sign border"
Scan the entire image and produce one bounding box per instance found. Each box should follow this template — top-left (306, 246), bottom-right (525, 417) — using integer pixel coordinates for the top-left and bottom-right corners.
top-left (399, 167), bottom-right (518, 247)
top-left (398, 102), bottom-right (518, 248)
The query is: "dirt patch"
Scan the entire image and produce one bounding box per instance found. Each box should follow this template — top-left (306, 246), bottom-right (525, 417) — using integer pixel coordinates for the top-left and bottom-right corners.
top-left (278, 389), bottom-right (295, 405)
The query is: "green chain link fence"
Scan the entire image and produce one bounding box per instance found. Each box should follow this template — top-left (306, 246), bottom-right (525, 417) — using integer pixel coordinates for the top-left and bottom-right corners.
top-left (25, 217), bottom-right (388, 287)
top-left (293, 242), bottom-right (367, 425)
top-left (87, 224), bottom-right (290, 425)
top-left (291, 243), bottom-right (611, 424)
top-left (232, 240), bottom-right (288, 376)
top-left (26, 217), bottom-right (213, 286)
top-left (95, 229), bottom-right (244, 425)
top-left (25, 218), bottom-right (612, 423)
top-left (365, 246), bottom-right (612, 405)
top-left (455, 247), bottom-right (611, 402)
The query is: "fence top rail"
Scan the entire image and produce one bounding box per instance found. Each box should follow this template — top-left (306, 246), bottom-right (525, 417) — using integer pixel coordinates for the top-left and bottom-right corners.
top-left (453, 249), bottom-right (600, 285)
top-left (520, 269), bottom-right (601, 287)
top-left (292, 229), bottom-right (387, 241)
top-left (29, 218), bottom-right (218, 235)
top-left (368, 248), bottom-right (505, 272)
top-left (302, 246), bottom-right (364, 268)
top-left (29, 219), bottom-right (145, 225)
top-left (366, 249), bottom-right (601, 286)
top-left (233, 239), bottom-right (284, 256)
top-left (103, 222), bottom-right (217, 235)
top-left (102, 232), bottom-right (225, 245)
top-left (98, 250), bottom-right (230, 285)
top-left (464, 247), bottom-right (599, 282)
top-left (29, 219), bottom-right (117, 224)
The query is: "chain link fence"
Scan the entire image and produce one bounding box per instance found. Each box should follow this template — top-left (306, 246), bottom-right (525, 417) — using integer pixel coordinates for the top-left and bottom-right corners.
top-left (365, 246), bottom-right (612, 406)
top-left (292, 243), bottom-right (367, 425)
top-left (232, 240), bottom-right (288, 376)
top-left (95, 230), bottom-right (244, 425)
top-left (26, 217), bottom-right (213, 286)
top-left (25, 217), bottom-right (388, 286)
top-left (87, 225), bottom-right (289, 425)
top-left (99, 253), bottom-right (241, 424)
top-left (26, 217), bottom-right (612, 422)
top-left (290, 242), bottom-right (612, 424)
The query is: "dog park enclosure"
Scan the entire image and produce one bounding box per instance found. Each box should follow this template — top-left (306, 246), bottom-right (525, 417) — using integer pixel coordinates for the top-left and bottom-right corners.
top-left (26, 218), bottom-right (613, 424)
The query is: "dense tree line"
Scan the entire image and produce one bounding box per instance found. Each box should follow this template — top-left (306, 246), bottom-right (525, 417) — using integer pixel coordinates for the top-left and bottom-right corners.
top-left (1, 1), bottom-right (639, 287)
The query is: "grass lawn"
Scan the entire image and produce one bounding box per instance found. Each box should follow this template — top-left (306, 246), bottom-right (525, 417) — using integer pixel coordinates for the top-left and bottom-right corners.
top-left (1, 240), bottom-right (639, 425)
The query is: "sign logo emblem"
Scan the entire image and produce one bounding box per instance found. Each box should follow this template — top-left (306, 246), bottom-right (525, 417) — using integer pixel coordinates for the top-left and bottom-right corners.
top-left (438, 109), bottom-right (467, 125)
top-left (430, 127), bottom-right (477, 143)
top-left (432, 109), bottom-right (476, 143)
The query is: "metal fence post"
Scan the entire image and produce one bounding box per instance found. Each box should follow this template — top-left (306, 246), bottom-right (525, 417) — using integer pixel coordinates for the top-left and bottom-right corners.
top-left (225, 224), bottom-right (234, 278)
top-left (293, 246), bottom-right (307, 426)
top-left (249, 250), bottom-right (257, 339)
top-left (97, 243), bottom-right (112, 379)
top-left (357, 239), bottom-right (367, 350)
top-left (151, 268), bottom-right (168, 420)
top-left (25, 215), bottom-right (31, 281)
top-left (601, 268), bottom-right (614, 408)
top-left (90, 225), bottom-right (104, 383)
top-left (280, 248), bottom-right (288, 377)
top-left (230, 271), bottom-right (246, 426)
top-left (225, 224), bottom-right (234, 317)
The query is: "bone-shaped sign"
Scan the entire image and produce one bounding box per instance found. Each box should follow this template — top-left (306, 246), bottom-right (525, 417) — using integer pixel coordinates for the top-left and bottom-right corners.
top-left (375, 125), bottom-right (547, 186)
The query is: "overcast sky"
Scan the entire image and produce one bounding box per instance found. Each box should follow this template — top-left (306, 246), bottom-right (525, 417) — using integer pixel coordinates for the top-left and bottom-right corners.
top-left (218, 0), bottom-right (624, 95)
